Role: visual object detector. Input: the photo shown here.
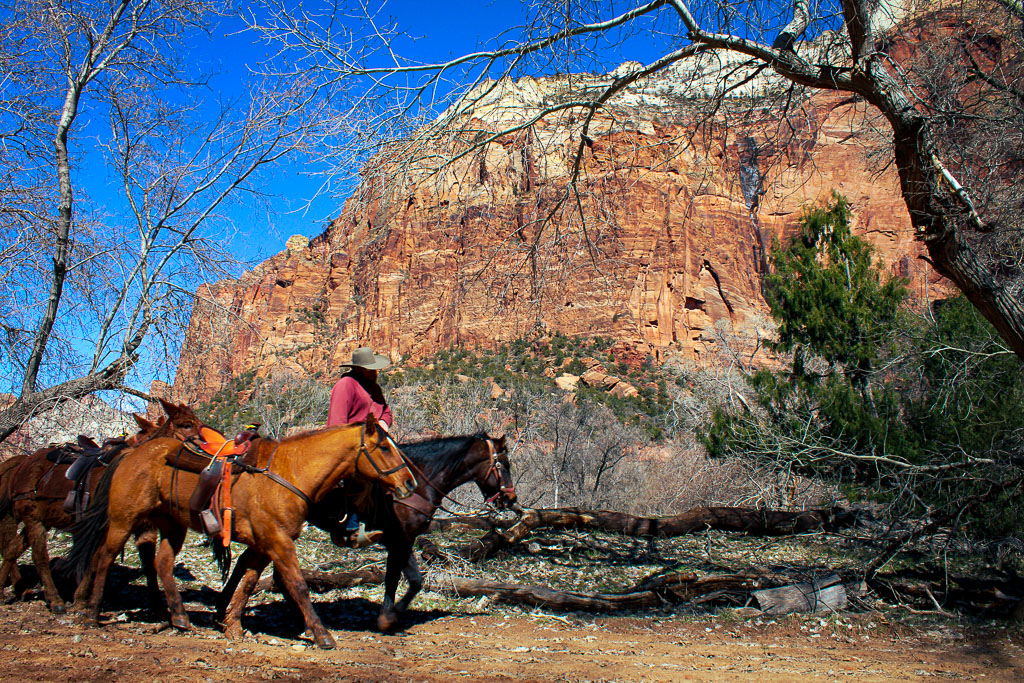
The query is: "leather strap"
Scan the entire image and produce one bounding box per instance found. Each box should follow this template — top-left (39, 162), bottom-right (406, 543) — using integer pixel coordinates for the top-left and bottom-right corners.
top-left (260, 469), bottom-right (313, 506)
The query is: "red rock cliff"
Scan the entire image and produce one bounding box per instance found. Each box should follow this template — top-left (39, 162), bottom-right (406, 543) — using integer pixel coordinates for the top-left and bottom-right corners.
top-left (173, 75), bottom-right (947, 402)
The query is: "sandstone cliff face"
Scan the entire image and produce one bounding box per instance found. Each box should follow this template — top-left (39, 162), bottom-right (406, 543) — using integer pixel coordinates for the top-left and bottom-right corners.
top-left (173, 75), bottom-right (947, 402)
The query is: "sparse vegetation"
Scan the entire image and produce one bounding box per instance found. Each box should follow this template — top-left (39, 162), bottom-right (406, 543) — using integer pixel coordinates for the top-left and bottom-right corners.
top-left (706, 195), bottom-right (1024, 541)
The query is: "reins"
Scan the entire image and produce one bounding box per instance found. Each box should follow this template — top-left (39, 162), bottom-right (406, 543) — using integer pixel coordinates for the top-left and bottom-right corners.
top-left (391, 437), bottom-right (512, 518)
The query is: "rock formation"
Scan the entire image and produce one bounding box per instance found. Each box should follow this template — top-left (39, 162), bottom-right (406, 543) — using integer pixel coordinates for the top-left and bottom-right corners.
top-left (172, 58), bottom-right (948, 402)
top-left (0, 393), bottom-right (133, 461)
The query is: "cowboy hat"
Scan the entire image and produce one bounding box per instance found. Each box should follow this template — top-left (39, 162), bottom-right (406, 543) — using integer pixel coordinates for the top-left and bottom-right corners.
top-left (341, 346), bottom-right (391, 371)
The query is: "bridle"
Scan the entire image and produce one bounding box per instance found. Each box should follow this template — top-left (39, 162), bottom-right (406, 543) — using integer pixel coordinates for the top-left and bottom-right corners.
top-left (357, 424), bottom-right (417, 495)
top-left (390, 436), bottom-right (514, 516)
top-left (481, 438), bottom-right (516, 506)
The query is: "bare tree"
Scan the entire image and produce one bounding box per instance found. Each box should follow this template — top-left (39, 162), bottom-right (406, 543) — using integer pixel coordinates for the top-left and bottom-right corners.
top-left (0, 0), bottom-right (326, 442)
top-left (252, 0), bottom-right (1024, 359)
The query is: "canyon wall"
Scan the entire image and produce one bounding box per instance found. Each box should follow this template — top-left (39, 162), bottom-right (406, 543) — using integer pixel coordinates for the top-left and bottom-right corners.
top-left (172, 65), bottom-right (947, 402)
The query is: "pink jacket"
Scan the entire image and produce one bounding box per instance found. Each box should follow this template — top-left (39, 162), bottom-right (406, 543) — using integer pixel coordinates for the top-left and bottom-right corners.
top-left (326, 375), bottom-right (393, 428)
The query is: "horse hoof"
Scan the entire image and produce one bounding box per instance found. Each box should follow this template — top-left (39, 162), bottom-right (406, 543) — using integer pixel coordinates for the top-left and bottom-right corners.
top-left (222, 624), bottom-right (244, 640)
top-left (377, 612), bottom-right (399, 632)
top-left (170, 615), bottom-right (191, 631)
top-left (51, 603), bottom-right (66, 615)
top-left (314, 632), bottom-right (337, 650)
top-left (74, 612), bottom-right (98, 627)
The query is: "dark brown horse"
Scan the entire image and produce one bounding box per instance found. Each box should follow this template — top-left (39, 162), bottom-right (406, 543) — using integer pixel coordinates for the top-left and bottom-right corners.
top-left (218, 433), bottom-right (515, 634)
top-left (68, 414), bottom-right (415, 650)
top-left (0, 400), bottom-right (205, 613)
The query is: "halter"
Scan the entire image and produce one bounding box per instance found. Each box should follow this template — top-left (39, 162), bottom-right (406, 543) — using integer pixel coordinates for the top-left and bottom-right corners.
top-left (482, 438), bottom-right (516, 506)
top-left (393, 436), bottom-right (514, 517)
top-left (357, 424), bottom-right (417, 486)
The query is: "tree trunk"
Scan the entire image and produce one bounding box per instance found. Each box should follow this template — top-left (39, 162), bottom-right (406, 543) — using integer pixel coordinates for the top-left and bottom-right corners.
top-left (254, 568), bottom-right (384, 595)
top-left (875, 57), bottom-right (1024, 360)
top-left (0, 356), bottom-right (133, 444)
top-left (463, 506), bottom-right (863, 561)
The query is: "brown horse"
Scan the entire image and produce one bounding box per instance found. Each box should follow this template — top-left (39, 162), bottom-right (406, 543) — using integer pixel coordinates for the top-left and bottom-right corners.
top-left (68, 414), bottom-right (415, 650)
top-left (0, 400), bottom-right (205, 613)
top-left (218, 432), bottom-right (515, 635)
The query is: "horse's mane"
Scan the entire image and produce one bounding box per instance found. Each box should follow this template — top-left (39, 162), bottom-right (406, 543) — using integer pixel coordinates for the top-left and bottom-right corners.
top-left (399, 432), bottom-right (489, 471)
top-left (278, 423), bottom-right (356, 443)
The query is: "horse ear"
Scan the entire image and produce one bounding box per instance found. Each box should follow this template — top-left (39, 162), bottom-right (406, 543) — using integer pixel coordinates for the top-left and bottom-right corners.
top-left (494, 435), bottom-right (506, 451)
top-left (133, 413), bottom-right (154, 431)
top-left (365, 413), bottom-right (377, 437)
top-left (158, 398), bottom-right (178, 419)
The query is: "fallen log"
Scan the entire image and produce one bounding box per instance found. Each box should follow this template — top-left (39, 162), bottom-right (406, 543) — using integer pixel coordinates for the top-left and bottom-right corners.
top-left (429, 515), bottom-right (512, 532)
top-left (250, 564), bottom-right (791, 613)
top-left (426, 570), bottom-right (783, 612)
top-left (428, 576), bottom-right (663, 611)
top-left (870, 574), bottom-right (1022, 616)
top-left (253, 568), bottom-right (384, 595)
top-left (463, 506), bottom-right (864, 561)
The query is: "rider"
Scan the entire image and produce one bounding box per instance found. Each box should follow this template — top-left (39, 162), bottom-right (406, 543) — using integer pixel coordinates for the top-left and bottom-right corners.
top-left (327, 346), bottom-right (393, 547)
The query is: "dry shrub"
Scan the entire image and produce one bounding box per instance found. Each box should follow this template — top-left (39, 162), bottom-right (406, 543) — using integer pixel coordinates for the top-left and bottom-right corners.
top-left (385, 371), bottom-right (837, 515)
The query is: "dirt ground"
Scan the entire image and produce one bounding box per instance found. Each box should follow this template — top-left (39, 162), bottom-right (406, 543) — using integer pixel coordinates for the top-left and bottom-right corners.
top-left (1, 593), bottom-right (1021, 682)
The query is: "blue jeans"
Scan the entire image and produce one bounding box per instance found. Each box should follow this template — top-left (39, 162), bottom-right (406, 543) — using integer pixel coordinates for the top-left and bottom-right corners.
top-left (345, 513), bottom-right (360, 531)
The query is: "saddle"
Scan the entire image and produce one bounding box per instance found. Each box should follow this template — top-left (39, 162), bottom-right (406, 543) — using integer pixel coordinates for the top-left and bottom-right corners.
top-left (166, 424), bottom-right (261, 546)
top-left (56, 436), bottom-right (130, 517)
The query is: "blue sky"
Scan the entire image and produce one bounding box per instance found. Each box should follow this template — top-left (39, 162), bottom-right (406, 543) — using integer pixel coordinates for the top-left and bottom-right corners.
top-left (66, 1), bottom-right (683, 274)
top-left (169, 1), bottom-right (678, 264)
top-left (194, 1), bottom-right (538, 263)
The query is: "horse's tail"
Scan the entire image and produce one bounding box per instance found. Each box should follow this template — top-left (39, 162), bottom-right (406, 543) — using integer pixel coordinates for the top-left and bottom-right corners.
top-left (211, 541), bottom-right (231, 583)
top-left (60, 451), bottom-right (127, 582)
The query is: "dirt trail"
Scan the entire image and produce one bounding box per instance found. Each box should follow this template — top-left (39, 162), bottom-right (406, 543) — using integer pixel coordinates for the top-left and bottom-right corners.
top-left (0, 599), bottom-right (1021, 681)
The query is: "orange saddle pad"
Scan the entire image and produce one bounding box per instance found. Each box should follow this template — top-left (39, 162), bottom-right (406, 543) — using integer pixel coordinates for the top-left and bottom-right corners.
top-left (197, 426), bottom-right (251, 458)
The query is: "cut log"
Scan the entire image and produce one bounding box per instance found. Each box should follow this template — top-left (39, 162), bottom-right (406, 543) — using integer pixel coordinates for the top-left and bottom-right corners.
top-left (752, 574), bottom-right (857, 615)
top-left (463, 506), bottom-right (863, 561)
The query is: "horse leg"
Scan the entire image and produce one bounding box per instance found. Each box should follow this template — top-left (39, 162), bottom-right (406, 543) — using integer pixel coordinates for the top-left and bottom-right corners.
top-left (218, 548), bottom-right (270, 640)
top-left (153, 526), bottom-right (191, 631)
top-left (215, 546), bottom-right (254, 624)
top-left (271, 566), bottom-right (305, 629)
top-left (133, 525), bottom-right (162, 610)
top-left (265, 535), bottom-right (336, 650)
top-left (73, 522), bottom-right (134, 624)
top-left (0, 516), bottom-right (26, 594)
top-left (23, 517), bottom-right (64, 614)
top-left (395, 551), bottom-right (424, 615)
top-left (378, 542), bottom-right (413, 632)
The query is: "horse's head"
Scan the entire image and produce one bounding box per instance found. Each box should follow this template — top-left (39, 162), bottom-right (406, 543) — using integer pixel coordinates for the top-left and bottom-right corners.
top-left (357, 414), bottom-right (417, 499)
top-left (475, 434), bottom-right (516, 509)
top-left (142, 399), bottom-right (206, 443)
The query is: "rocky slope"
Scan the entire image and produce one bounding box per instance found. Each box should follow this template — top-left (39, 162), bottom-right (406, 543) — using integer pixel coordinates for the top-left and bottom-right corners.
top-left (173, 57), bottom-right (948, 402)
top-left (0, 393), bottom-right (134, 460)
